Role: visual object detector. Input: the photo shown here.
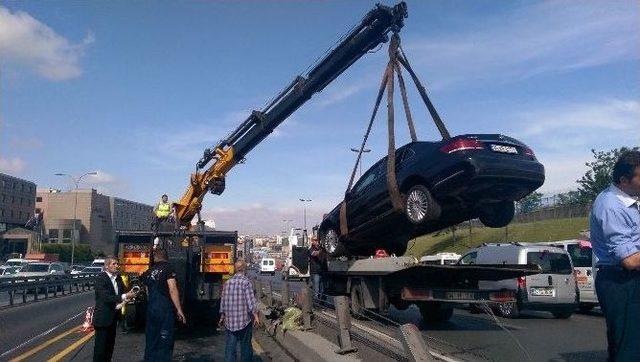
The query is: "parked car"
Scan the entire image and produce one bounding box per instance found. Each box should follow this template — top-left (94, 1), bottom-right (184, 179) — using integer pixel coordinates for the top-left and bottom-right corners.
top-left (532, 240), bottom-right (597, 312)
top-left (319, 135), bottom-right (545, 257)
top-left (420, 252), bottom-right (461, 265)
top-left (79, 266), bottom-right (104, 275)
top-left (0, 266), bottom-right (20, 279)
top-left (70, 265), bottom-right (87, 275)
top-left (460, 242), bottom-right (577, 319)
top-left (260, 258), bottom-right (276, 275)
top-left (15, 262), bottom-right (66, 278)
top-left (91, 259), bottom-right (105, 268)
top-left (4, 258), bottom-right (31, 268)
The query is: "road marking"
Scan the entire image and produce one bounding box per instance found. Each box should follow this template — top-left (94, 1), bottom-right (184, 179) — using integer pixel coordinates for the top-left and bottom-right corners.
top-left (251, 338), bottom-right (265, 355)
top-left (9, 326), bottom-right (80, 362)
top-left (47, 330), bottom-right (95, 362)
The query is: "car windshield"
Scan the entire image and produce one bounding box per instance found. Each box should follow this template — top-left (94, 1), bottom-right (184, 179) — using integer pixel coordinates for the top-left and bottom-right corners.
top-left (566, 244), bottom-right (592, 268)
top-left (6, 261), bottom-right (23, 266)
top-left (527, 251), bottom-right (572, 275)
top-left (23, 264), bottom-right (49, 272)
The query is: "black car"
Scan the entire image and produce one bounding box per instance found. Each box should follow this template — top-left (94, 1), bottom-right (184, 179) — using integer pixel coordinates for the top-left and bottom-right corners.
top-left (319, 134), bottom-right (545, 257)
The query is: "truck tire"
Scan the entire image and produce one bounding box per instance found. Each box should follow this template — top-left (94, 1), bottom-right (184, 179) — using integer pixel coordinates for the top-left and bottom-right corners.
top-left (496, 302), bottom-right (520, 318)
top-left (479, 201), bottom-right (515, 228)
top-left (404, 185), bottom-right (441, 225)
top-left (418, 302), bottom-right (454, 323)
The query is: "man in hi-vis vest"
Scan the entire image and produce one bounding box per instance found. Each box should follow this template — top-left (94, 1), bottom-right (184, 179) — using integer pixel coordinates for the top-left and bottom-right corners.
top-left (152, 194), bottom-right (173, 233)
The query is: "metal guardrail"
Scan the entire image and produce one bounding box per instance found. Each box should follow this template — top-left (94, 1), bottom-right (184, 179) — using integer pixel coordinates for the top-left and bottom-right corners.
top-left (0, 274), bottom-right (99, 308)
top-left (251, 277), bottom-right (433, 361)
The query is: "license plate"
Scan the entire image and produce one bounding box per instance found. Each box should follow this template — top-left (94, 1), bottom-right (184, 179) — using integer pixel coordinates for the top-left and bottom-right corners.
top-left (446, 291), bottom-right (475, 300)
top-left (531, 287), bottom-right (555, 297)
top-left (490, 144), bottom-right (518, 154)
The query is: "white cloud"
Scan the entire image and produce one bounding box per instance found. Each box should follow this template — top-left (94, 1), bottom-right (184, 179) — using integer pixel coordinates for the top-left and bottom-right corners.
top-left (0, 156), bottom-right (26, 174)
top-left (405, 1), bottom-right (639, 87)
top-left (0, 6), bottom-right (94, 80)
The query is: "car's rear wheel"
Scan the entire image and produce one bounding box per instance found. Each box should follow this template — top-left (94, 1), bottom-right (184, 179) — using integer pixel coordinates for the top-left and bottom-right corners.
top-left (478, 201), bottom-right (515, 228)
top-left (404, 185), bottom-right (441, 225)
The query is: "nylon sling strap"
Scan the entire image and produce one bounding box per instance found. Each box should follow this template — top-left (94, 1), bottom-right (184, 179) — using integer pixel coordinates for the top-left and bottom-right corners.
top-left (385, 33), bottom-right (404, 212)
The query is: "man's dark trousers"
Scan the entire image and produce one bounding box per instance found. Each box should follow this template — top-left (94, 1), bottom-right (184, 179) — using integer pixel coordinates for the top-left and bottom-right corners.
top-left (595, 268), bottom-right (640, 361)
top-left (93, 325), bottom-right (117, 362)
top-left (224, 322), bottom-right (253, 362)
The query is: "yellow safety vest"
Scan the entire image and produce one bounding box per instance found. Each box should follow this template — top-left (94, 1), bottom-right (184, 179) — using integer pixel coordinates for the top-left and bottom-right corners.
top-left (156, 202), bottom-right (171, 217)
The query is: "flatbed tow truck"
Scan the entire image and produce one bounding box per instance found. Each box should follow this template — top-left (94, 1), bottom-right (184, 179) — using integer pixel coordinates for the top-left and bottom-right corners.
top-left (118, 2), bottom-right (540, 324)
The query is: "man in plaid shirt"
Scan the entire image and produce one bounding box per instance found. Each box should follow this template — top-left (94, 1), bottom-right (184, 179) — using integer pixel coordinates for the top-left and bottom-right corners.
top-left (219, 260), bottom-right (259, 362)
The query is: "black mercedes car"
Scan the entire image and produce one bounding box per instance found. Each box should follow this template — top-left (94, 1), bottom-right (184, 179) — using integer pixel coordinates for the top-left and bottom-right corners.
top-left (319, 134), bottom-right (545, 257)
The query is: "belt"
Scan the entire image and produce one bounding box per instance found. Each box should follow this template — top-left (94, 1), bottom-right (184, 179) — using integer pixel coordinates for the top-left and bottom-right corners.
top-left (597, 265), bottom-right (639, 274)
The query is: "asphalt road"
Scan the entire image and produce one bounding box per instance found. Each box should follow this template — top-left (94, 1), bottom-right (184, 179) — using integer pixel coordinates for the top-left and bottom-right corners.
top-left (0, 291), bottom-right (94, 359)
top-left (254, 270), bottom-right (608, 362)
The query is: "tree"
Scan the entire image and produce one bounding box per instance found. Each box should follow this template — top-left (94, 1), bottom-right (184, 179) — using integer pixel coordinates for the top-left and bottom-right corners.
top-left (41, 244), bottom-right (94, 263)
top-left (518, 192), bottom-right (543, 213)
top-left (556, 190), bottom-right (586, 206)
top-left (577, 147), bottom-right (639, 203)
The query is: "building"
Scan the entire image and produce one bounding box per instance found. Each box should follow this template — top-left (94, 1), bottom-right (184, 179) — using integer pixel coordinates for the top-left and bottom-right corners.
top-left (0, 173), bottom-right (37, 257)
top-left (36, 189), bottom-right (153, 255)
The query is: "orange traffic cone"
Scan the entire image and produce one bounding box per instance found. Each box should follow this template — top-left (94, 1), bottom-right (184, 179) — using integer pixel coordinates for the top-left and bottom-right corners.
top-left (81, 307), bottom-right (94, 333)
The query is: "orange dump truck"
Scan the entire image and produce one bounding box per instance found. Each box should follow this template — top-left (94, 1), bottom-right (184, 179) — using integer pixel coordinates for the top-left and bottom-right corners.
top-left (115, 230), bottom-right (237, 324)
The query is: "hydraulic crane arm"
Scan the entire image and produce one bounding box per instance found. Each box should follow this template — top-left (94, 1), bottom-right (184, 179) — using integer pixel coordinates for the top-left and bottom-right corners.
top-left (174, 2), bottom-right (408, 227)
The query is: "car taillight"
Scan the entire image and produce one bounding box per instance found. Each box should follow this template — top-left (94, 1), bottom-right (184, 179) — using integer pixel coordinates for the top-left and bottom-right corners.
top-left (523, 147), bottom-right (536, 158)
top-left (517, 276), bottom-right (526, 290)
top-left (440, 138), bottom-right (485, 153)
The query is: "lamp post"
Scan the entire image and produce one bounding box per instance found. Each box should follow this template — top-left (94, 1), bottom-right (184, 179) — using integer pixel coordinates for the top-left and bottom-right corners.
top-left (55, 171), bottom-right (98, 265)
top-left (350, 147), bottom-right (371, 178)
top-left (298, 198), bottom-right (312, 234)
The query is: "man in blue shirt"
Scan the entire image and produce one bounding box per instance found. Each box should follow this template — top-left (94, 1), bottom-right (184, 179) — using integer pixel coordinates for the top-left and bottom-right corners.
top-left (590, 150), bottom-right (640, 362)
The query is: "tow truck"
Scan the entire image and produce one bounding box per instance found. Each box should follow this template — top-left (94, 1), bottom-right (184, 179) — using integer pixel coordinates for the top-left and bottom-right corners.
top-left (118, 1), bottom-right (539, 324)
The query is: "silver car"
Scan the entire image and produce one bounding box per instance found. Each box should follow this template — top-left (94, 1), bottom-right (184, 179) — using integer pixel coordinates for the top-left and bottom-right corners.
top-left (0, 266), bottom-right (20, 279)
top-left (459, 242), bottom-right (577, 318)
top-left (15, 262), bottom-right (66, 279)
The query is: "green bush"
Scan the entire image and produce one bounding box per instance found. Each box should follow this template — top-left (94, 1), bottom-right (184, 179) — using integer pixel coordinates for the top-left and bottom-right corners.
top-left (41, 244), bottom-right (94, 263)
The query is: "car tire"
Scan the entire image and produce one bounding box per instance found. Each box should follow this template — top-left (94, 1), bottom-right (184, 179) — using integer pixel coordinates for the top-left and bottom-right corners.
top-left (418, 302), bottom-right (454, 323)
top-left (404, 185), bottom-right (441, 225)
top-left (322, 227), bottom-right (347, 257)
top-left (552, 309), bottom-right (573, 319)
top-left (478, 201), bottom-right (515, 228)
top-left (496, 302), bottom-right (520, 318)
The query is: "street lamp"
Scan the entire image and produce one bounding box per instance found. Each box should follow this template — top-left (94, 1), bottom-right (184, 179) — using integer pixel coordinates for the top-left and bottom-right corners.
top-left (350, 147), bottom-right (371, 178)
top-left (55, 171), bottom-right (98, 266)
top-left (299, 199), bottom-right (312, 235)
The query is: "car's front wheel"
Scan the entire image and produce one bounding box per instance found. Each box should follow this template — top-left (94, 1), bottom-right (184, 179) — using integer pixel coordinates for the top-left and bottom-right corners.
top-left (478, 201), bottom-right (515, 228)
top-left (404, 185), bottom-right (441, 225)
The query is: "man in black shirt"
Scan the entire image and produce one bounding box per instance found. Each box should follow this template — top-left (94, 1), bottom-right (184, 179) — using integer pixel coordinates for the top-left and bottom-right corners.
top-left (142, 249), bottom-right (186, 362)
top-left (309, 237), bottom-right (327, 298)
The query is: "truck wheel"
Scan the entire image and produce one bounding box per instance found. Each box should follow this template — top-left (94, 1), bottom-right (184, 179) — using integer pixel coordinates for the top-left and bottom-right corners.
top-left (404, 185), bottom-right (441, 225)
top-left (478, 201), bottom-right (515, 228)
top-left (496, 302), bottom-right (520, 318)
top-left (418, 302), bottom-right (453, 323)
top-left (350, 284), bottom-right (365, 319)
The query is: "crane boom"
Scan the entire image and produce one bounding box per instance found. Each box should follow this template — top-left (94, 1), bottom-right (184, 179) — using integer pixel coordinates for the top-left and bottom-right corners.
top-left (174, 2), bottom-right (408, 227)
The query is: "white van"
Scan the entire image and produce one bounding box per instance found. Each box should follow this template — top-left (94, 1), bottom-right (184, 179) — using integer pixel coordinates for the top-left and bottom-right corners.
top-left (533, 240), bottom-right (597, 311)
top-left (459, 242), bottom-right (577, 319)
top-left (260, 258), bottom-right (276, 275)
top-left (420, 252), bottom-right (461, 265)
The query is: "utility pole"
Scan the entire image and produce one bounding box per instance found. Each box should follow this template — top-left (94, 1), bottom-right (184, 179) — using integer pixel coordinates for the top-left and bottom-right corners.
top-left (55, 171), bottom-right (97, 265)
top-left (299, 199), bottom-right (311, 245)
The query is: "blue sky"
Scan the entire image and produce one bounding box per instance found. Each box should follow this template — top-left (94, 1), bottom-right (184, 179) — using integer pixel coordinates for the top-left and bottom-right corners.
top-left (1, 1), bottom-right (638, 234)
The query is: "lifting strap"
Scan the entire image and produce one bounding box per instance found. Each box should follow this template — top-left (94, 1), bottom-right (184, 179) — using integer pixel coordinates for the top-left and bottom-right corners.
top-left (340, 33), bottom-right (451, 236)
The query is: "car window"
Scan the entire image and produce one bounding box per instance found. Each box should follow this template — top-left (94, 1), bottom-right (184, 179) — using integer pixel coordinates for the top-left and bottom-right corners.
top-left (527, 251), bottom-right (572, 275)
top-left (398, 147), bottom-right (416, 166)
top-left (269, 260), bottom-right (274, 265)
top-left (566, 244), bottom-right (592, 268)
top-left (458, 252), bottom-right (477, 265)
top-left (353, 161), bottom-right (383, 194)
top-left (23, 264), bottom-right (49, 272)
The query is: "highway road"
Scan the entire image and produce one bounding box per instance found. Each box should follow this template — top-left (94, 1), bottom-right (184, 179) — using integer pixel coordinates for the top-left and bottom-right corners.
top-left (254, 270), bottom-right (608, 362)
top-left (0, 291), bottom-right (94, 359)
